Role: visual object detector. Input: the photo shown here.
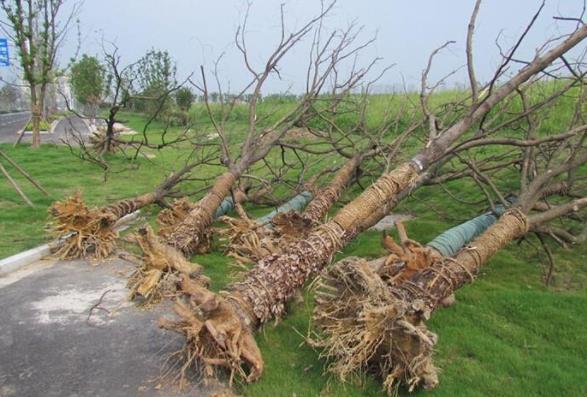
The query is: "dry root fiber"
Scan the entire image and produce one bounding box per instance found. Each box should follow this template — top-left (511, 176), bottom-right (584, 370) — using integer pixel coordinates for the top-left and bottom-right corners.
top-left (220, 206), bottom-right (318, 269)
top-left (160, 276), bottom-right (263, 385)
top-left (90, 127), bottom-right (120, 154)
top-left (379, 233), bottom-right (442, 285)
top-left (219, 213), bottom-right (276, 267)
top-left (312, 258), bottom-right (439, 394)
top-left (313, 211), bottom-right (529, 394)
top-left (128, 226), bottom-right (210, 306)
top-left (49, 192), bottom-right (119, 259)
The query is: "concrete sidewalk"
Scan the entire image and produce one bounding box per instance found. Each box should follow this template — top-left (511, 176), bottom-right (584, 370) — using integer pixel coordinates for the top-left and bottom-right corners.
top-left (0, 258), bottom-right (208, 397)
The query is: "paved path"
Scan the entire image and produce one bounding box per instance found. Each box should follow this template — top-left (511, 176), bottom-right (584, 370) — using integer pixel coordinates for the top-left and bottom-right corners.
top-left (0, 258), bottom-right (210, 397)
top-left (0, 114), bottom-right (93, 145)
top-left (0, 111), bottom-right (30, 143)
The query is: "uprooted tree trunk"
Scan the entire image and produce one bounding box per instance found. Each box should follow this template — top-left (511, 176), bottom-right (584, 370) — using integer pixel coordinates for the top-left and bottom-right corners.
top-left (313, 167), bottom-right (587, 394)
top-left (312, 209), bottom-right (529, 393)
top-left (49, 164), bottom-right (196, 259)
top-left (222, 152), bottom-right (366, 266)
top-left (221, 191), bottom-right (314, 266)
top-left (159, 22), bottom-right (587, 385)
top-left (157, 188), bottom-right (248, 254)
top-left (161, 170), bottom-right (243, 255)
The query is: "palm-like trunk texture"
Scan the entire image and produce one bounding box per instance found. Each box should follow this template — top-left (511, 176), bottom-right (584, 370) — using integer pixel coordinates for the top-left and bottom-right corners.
top-left (162, 171), bottom-right (238, 255)
top-left (222, 153), bottom-right (366, 266)
top-left (312, 210), bottom-right (528, 393)
top-left (157, 189), bottom-right (247, 254)
top-left (161, 26), bottom-right (586, 384)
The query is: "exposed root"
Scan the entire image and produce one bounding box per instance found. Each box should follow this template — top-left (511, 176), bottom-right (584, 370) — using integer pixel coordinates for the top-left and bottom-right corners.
top-left (90, 127), bottom-right (120, 154)
top-left (312, 258), bottom-right (439, 394)
top-left (160, 275), bottom-right (263, 385)
top-left (128, 226), bottom-right (210, 306)
top-left (379, 234), bottom-right (442, 285)
top-left (271, 211), bottom-right (317, 241)
top-left (219, 214), bottom-right (277, 268)
top-left (48, 192), bottom-right (119, 259)
top-left (220, 208), bottom-right (318, 270)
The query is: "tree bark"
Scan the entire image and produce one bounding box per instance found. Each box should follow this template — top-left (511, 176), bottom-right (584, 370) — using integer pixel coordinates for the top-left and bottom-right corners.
top-left (301, 152), bottom-right (364, 222)
top-left (30, 90), bottom-right (42, 149)
top-left (163, 171), bottom-right (239, 255)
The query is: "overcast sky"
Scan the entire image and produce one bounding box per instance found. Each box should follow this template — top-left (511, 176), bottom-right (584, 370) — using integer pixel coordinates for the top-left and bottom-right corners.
top-left (2, 0), bottom-right (586, 93)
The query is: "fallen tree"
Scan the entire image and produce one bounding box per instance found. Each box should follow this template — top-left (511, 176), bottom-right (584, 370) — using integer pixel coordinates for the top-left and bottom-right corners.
top-left (312, 197), bottom-right (586, 393)
top-left (48, 162), bottom-right (198, 259)
top-left (160, 3), bottom-right (380, 255)
top-left (221, 151), bottom-right (370, 266)
top-left (159, 5), bottom-right (587, 384)
top-left (312, 78), bottom-right (587, 392)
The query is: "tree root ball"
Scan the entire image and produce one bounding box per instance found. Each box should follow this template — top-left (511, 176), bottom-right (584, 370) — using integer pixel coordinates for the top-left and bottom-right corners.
top-left (160, 276), bottom-right (263, 384)
top-left (128, 226), bottom-right (210, 306)
top-left (312, 257), bottom-right (439, 394)
top-left (48, 192), bottom-right (118, 259)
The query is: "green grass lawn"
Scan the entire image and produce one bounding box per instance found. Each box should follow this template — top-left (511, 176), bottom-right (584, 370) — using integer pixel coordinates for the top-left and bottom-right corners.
top-left (0, 108), bottom-right (586, 396)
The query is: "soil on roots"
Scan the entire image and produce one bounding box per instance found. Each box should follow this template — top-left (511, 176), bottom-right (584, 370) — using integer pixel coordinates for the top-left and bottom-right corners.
top-left (48, 192), bottom-right (119, 259)
top-left (128, 226), bottom-right (210, 306)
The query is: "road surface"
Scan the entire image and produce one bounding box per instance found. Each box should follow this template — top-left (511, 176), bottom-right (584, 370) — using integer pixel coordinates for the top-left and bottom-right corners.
top-left (0, 112), bottom-right (93, 145)
top-left (0, 111), bottom-right (30, 143)
top-left (0, 258), bottom-right (215, 397)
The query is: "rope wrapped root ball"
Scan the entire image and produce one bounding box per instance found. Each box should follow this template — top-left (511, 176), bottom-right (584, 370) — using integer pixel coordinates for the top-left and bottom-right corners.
top-left (312, 258), bottom-right (439, 394)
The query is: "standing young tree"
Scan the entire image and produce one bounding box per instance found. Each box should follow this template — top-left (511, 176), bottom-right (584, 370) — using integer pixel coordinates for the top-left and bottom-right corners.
top-left (0, 0), bottom-right (80, 148)
top-left (175, 87), bottom-right (194, 111)
top-left (132, 49), bottom-right (177, 116)
top-left (70, 54), bottom-right (104, 127)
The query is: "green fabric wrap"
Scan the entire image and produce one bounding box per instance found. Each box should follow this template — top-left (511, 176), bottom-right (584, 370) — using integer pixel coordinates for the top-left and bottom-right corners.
top-left (214, 196), bottom-right (238, 219)
top-left (426, 205), bottom-right (506, 257)
top-left (257, 191), bottom-right (313, 225)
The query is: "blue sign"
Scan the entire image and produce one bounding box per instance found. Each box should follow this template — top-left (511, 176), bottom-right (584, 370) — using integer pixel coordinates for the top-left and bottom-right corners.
top-left (0, 38), bottom-right (9, 67)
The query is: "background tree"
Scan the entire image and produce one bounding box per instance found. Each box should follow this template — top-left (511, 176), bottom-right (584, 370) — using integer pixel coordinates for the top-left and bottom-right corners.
top-left (132, 48), bottom-right (177, 116)
top-left (0, 0), bottom-right (80, 148)
top-left (70, 54), bottom-right (104, 126)
top-left (175, 87), bottom-right (194, 111)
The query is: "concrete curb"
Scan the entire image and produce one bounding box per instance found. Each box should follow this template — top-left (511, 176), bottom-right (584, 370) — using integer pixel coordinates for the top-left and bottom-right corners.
top-left (49, 119), bottom-right (60, 134)
top-left (0, 210), bottom-right (141, 276)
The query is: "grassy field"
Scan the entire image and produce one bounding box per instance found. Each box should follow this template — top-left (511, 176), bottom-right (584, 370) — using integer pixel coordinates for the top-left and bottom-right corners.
top-left (0, 104), bottom-right (586, 396)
